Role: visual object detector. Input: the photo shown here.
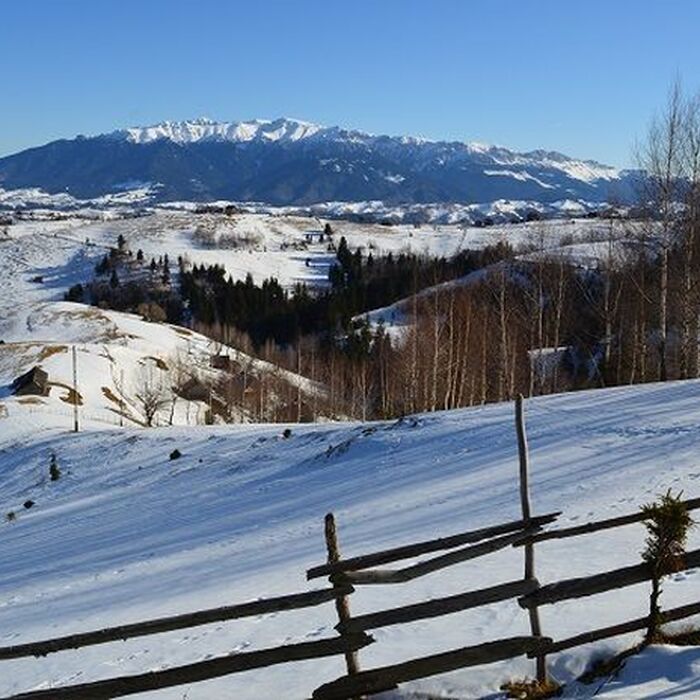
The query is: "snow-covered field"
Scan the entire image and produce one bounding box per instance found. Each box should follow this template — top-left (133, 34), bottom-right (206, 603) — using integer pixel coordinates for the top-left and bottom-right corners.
top-left (1, 210), bottom-right (621, 294)
top-left (0, 186), bottom-right (617, 228)
top-left (0, 209), bottom-right (622, 349)
top-left (0, 380), bottom-right (699, 698)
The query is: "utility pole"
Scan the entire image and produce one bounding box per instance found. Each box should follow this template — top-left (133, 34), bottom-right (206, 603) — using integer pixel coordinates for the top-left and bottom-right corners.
top-left (119, 369), bottom-right (125, 427)
top-left (72, 345), bottom-right (80, 433)
top-left (296, 343), bottom-right (302, 422)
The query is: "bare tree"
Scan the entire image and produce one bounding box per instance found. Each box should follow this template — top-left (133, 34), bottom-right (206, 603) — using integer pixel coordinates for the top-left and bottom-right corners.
top-left (637, 80), bottom-right (686, 381)
top-left (134, 360), bottom-right (171, 427)
top-left (680, 93), bottom-right (700, 377)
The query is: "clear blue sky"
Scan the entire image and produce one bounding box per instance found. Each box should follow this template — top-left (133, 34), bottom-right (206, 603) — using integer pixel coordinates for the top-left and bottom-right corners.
top-left (3, 0), bottom-right (700, 166)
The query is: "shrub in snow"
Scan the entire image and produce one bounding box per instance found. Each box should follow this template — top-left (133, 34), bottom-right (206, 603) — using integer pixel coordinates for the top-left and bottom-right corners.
top-left (137, 302), bottom-right (167, 323)
top-left (169, 449), bottom-right (182, 460)
top-left (641, 490), bottom-right (694, 642)
top-left (23, 500), bottom-right (34, 510)
top-left (5, 512), bottom-right (16, 522)
top-left (64, 283), bottom-right (84, 302)
top-left (501, 677), bottom-right (560, 699)
top-left (282, 428), bottom-right (292, 439)
top-left (49, 454), bottom-right (61, 481)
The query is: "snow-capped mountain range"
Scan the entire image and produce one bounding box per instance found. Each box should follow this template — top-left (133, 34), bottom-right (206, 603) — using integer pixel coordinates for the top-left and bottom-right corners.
top-left (0, 117), bottom-right (639, 206)
top-left (111, 117), bottom-right (325, 145)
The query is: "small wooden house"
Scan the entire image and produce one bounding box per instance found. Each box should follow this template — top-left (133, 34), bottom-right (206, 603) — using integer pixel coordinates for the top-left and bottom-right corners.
top-left (12, 367), bottom-right (49, 396)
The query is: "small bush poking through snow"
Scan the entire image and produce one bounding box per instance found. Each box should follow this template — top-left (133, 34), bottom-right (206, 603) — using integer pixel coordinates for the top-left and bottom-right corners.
top-left (5, 512), bottom-right (16, 523)
top-left (657, 624), bottom-right (700, 646)
top-left (23, 500), bottom-right (34, 510)
top-left (169, 449), bottom-right (182, 460)
top-left (501, 678), bottom-right (561, 699)
top-left (282, 428), bottom-right (292, 439)
top-left (49, 454), bottom-right (61, 481)
top-left (641, 489), bottom-right (694, 642)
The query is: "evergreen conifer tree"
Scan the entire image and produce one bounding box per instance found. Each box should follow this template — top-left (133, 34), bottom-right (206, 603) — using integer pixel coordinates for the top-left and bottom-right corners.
top-left (641, 491), bottom-right (694, 642)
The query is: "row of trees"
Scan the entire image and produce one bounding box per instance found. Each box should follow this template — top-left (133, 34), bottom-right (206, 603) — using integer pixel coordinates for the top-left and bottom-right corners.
top-left (636, 81), bottom-right (700, 382)
top-left (125, 349), bottom-right (322, 427)
top-left (265, 83), bottom-right (700, 420)
top-left (179, 239), bottom-right (514, 348)
top-left (65, 83), bottom-right (700, 424)
top-left (69, 239), bottom-right (182, 323)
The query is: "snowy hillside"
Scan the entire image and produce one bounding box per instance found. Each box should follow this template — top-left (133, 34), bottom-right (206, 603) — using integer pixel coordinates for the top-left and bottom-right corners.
top-left (0, 303), bottom-right (322, 428)
top-left (1, 201), bottom-right (697, 697)
top-left (0, 208), bottom-right (619, 299)
top-left (0, 185), bottom-right (620, 228)
top-left (0, 381), bottom-right (699, 697)
top-left (0, 215), bottom-right (325, 427)
top-left (0, 209), bottom-right (630, 425)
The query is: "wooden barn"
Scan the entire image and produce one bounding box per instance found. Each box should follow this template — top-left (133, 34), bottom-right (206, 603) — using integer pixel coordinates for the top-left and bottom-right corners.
top-left (12, 367), bottom-right (49, 396)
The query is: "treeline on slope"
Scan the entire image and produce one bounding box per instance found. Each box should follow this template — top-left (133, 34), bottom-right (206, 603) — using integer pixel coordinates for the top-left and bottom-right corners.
top-left (262, 82), bottom-right (700, 420)
top-left (223, 206), bottom-right (700, 423)
top-left (65, 234), bottom-right (183, 323)
top-left (62, 229), bottom-right (518, 423)
top-left (69, 201), bottom-right (700, 424)
top-left (179, 237), bottom-right (513, 347)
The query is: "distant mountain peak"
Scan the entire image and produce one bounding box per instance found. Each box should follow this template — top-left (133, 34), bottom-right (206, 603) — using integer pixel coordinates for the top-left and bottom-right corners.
top-left (108, 117), bottom-right (324, 145)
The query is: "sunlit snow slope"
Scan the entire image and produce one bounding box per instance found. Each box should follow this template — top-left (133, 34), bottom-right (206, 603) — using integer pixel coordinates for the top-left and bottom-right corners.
top-left (0, 381), bottom-right (699, 698)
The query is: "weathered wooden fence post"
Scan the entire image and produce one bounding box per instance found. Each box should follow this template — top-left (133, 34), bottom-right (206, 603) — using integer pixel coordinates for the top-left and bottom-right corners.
top-left (324, 512), bottom-right (362, 687)
top-left (515, 394), bottom-right (547, 683)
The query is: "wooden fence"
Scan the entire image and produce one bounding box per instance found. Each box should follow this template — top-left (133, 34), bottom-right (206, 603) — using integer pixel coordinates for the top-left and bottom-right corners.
top-left (2, 394), bottom-right (700, 699)
top-left (308, 505), bottom-right (700, 699)
top-left (308, 396), bottom-right (700, 698)
top-left (0, 586), bottom-right (371, 699)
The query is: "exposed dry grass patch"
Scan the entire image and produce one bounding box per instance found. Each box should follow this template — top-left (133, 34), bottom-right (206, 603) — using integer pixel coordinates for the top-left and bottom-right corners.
top-left (101, 386), bottom-right (121, 406)
top-left (37, 345), bottom-right (67, 361)
top-left (145, 355), bottom-right (169, 370)
top-left (49, 381), bottom-right (84, 406)
top-left (501, 678), bottom-right (561, 699)
top-left (657, 625), bottom-right (700, 646)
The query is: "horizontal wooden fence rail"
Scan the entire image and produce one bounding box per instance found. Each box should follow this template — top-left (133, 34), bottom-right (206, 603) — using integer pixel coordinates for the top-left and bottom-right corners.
top-left (529, 599), bottom-right (700, 656)
top-left (307, 512), bottom-right (560, 580)
top-left (337, 579), bottom-right (538, 634)
top-left (519, 547), bottom-right (700, 609)
top-left (516, 496), bottom-right (700, 547)
top-left (311, 636), bottom-right (552, 700)
top-left (0, 585), bottom-right (353, 661)
top-left (335, 527), bottom-right (544, 586)
top-left (6, 633), bottom-right (374, 700)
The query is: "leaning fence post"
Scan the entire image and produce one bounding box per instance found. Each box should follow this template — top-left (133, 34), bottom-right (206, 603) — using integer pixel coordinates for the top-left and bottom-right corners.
top-left (324, 512), bottom-right (362, 684)
top-left (515, 394), bottom-right (547, 683)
